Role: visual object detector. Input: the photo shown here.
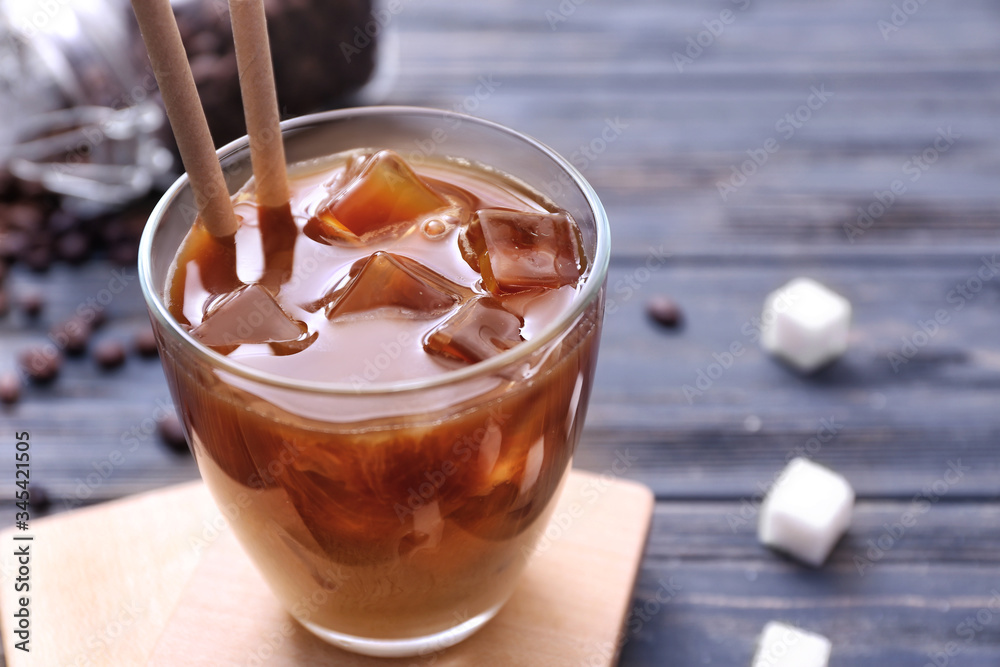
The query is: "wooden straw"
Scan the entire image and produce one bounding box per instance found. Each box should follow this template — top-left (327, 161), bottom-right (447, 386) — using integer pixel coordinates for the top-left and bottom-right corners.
top-left (130, 0), bottom-right (238, 239)
top-left (228, 0), bottom-right (290, 209)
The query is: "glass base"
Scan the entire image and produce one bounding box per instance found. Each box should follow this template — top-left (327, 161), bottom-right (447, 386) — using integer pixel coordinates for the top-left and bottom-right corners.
top-left (297, 601), bottom-right (504, 658)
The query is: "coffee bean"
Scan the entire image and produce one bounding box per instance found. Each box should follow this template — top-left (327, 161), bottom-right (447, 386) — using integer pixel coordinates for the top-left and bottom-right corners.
top-left (46, 209), bottom-right (78, 235)
top-left (189, 53), bottom-right (223, 85)
top-left (175, 13), bottom-right (200, 45)
top-left (14, 179), bottom-right (46, 199)
top-left (120, 208), bottom-right (151, 237)
top-left (0, 169), bottom-right (13, 200)
top-left (24, 245), bottom-right (51, 272)
top-left (18, 346), bottom-right (61, 383)
top-left (6, 203), bottom-right (43, 230)
top-left (0, 230), bottom-right (30, 260)
top-left (29, 485), bottom-right (52, 514)
top-left (19, 290), bottom-right (45, 318)
top-left (646, 296), bottom-right (684, 329)
top-left (0, 372), bottom-right (20, 404)
top-left (90, 306), bottom-right (108, 329)
top-left (100, 218), bottom-right (128, 245)
top-left (159, 413), bottom-right (189, 454)
top-left (51, 317), bottom-right (91, 355)
top-left (189, 30), bottom-right (223, 55)
top-left (93, 339), bottom-right (126, 369)
top-left (109, 242), bottom-right (138, 266)
top-left (55, 232), bottom-right (89, 264)
top-left (134, 326), bottom-right (159, 357)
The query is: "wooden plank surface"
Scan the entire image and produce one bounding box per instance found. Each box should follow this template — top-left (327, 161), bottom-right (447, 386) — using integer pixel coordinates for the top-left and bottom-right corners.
top-left (0, 0), bottom-right (998, 665)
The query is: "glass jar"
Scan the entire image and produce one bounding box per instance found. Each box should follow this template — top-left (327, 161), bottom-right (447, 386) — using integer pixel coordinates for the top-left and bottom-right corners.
top-left (0, 0), bottom-right (388, 210)
top-left (0, 0), bottom-right (173, 209)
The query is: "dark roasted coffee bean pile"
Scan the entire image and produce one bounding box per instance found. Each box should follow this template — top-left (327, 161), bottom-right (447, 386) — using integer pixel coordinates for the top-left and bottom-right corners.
top-left (159, 0), bottom-right (378, 150)
top-left (0, 172), bottom-right (154, 278)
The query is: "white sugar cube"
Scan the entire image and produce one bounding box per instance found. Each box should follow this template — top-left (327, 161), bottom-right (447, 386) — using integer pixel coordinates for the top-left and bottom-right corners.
top-left (760, 278), bottom-right (851, 373)
top-left (752, 622), bottom-right (831, 667)
top-left (758, 458), bottom-right (854, 566)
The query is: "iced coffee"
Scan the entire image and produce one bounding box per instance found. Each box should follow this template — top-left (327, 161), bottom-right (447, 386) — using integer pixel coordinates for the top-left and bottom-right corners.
top-left (141, 108), bottom-right (608, 656)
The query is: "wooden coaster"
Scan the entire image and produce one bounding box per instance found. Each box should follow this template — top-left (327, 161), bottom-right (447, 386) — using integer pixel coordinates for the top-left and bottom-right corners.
top-left (0, 482), bottom-right (219, 666)
top-left (1, 471), bottom-right (653, 667)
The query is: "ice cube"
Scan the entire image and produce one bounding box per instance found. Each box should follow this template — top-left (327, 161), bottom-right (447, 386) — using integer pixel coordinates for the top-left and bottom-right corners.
top-left (190, 284), bottom-right (307, 348)
top-left (423, 296), bottom-right (524, 364)
top-left (448, 479), bottom-right (525, 540)
top-left (516, 437), bottom-right (545, 503)
top-left (310, 150), bottom-right (447, 239)
top-left (326, 251), bottom-right (463, 321)
top-left (269, 330), bottom-right (319, 356)
top-left (280, 434), bottom-right (462, 565)
top-left (398, 501), bottom-right (444, 557)
top-left (468, 208), bottom-right (585, 295)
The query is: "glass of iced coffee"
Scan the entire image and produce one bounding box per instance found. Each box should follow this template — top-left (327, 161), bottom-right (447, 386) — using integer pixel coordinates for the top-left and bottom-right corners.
top-left (138, 107), bottom-right (609, 657)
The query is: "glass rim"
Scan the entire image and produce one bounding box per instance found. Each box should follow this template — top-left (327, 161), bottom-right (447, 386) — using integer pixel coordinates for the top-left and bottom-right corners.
top-left (138, 106), bottom-right (610, 396)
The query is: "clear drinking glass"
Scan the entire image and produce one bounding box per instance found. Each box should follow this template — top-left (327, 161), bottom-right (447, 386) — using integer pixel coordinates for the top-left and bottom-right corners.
top-left (138, 107), bottom-right (610, 657)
